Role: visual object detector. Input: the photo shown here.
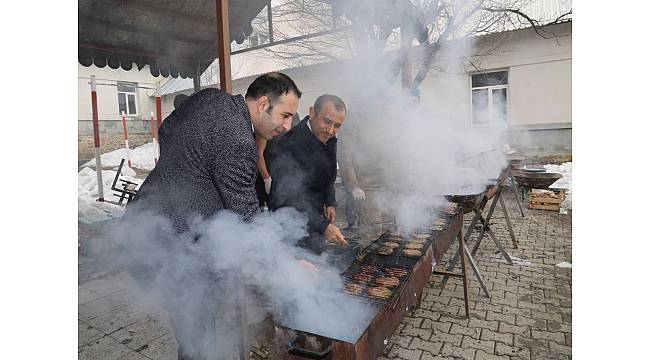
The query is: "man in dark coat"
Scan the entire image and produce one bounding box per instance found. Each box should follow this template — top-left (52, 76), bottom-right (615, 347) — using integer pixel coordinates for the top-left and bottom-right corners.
top-left (122, 72), bottom-right (301, 360)
top-left (268, 94), bottom-right (348, 254)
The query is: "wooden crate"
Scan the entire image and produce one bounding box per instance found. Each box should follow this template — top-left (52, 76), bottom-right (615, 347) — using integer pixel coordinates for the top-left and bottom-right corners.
top-left (528, 189), bottom-right (566, 211)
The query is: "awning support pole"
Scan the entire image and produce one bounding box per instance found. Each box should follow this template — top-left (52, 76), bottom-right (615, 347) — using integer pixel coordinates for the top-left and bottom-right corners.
top-left (216, 0), bottom-right (232, 93)
top-left (90, 75), bottom-right (104, 202)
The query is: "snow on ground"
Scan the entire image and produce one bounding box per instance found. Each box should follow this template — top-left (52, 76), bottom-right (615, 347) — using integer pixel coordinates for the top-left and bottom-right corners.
top-left (556, 261), bottom-right (572, 268)
top-left (78, 166), bottom-right (143, 224)
top-left (545, 162), bottom-right (572, 210)
top-left (82, 142), bottom-right (158, 171)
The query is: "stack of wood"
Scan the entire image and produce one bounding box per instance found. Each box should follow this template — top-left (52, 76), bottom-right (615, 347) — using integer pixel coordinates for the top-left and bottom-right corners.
top-left (528, 189), bottom-right (566, 211)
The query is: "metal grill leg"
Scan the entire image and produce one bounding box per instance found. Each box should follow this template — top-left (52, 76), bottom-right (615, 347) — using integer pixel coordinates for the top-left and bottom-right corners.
top-left (499, 195), bottom-right (519, 249)
top-left (509, 169), bottom-right (525, 217)
top-left (462, 243), bottom-right (490, 298)
top-left (440, 211), bottom-right (481, 287)
top-left (458, 230), bottom-right (471, 319)
top-left (471, 195), bottom-right (500, 257)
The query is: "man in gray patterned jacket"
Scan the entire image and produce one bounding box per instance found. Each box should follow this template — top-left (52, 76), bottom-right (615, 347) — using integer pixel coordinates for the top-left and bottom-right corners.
top-left (123, 72), bottom-right (301, 359)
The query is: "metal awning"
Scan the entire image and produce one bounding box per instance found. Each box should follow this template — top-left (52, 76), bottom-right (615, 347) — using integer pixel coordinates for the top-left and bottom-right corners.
top-left (78, 0), bottom-right (270, 78)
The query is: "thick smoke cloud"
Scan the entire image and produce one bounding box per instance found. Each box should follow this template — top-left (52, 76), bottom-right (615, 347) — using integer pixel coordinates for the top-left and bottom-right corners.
top-left (108, 206), bottom-right (375, 359)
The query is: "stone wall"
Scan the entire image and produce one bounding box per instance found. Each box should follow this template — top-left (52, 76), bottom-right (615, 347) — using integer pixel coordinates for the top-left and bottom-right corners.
top-left (79, 133), bottom-right (153, 162)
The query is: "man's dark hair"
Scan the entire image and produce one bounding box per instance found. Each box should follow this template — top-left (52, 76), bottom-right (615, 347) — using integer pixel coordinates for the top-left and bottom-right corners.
top-left (173, 94), bottom-right (189, 109)
top-left (314, 94), bottom-right (346, 115)
top-left (245, 72), bottom-right (302, 109)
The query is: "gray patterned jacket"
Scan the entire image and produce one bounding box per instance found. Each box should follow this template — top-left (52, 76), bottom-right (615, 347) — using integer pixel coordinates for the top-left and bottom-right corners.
top-left (128, 88), bottom-right (259, 233)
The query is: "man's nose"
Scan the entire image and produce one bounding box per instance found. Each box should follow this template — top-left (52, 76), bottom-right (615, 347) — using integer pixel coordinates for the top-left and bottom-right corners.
top-left (282, 118), bottom-right (291, 132)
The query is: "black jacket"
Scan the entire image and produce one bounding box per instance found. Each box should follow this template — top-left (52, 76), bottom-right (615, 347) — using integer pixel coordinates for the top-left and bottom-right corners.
top-left (268, 117), bottom-right (337, 241)
top-left (127, 88), bottom-right (259, 234)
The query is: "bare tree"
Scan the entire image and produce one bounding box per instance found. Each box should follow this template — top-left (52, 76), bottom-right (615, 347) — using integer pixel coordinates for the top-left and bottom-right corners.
top-left (259, 0), bottom-right (571, 91)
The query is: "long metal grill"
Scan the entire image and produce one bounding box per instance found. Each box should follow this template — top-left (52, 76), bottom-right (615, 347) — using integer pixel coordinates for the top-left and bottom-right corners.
top-left (338, 201), bottom-right (463, 306)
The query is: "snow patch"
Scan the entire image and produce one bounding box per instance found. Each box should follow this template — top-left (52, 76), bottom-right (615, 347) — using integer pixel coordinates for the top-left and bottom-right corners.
top-left (82, 142), bottom-right (158, 171)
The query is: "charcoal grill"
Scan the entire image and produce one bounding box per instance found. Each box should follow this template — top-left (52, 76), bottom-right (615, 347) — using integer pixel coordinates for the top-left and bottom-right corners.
top-left (275, 212), bottom-right (464, 359)
top-left (437, 166), bottom-right (523, 302)
top-left (510, 169), bottom-right (562, 189)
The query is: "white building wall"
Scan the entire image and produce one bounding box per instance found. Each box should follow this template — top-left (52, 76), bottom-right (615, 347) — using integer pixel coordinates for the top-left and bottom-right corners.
top-left (417, 22), bottom-right (571, 129)
top-left (78, 64), bottom-right (167, 136)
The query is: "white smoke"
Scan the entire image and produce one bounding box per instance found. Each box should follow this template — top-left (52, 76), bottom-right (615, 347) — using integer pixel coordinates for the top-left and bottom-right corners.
top-left (108, 206), bottom-right (375, 359)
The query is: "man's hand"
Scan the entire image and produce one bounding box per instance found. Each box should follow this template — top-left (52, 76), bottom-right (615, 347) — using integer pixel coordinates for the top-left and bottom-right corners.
top-left (263, 177), bottom-right (272, 195)
top-left (299, 259), bottom-right (320, 276)
top-left (324, 224), bottom-right (347, 246)
top-left (325, 206), bottom-right (336, 223)
top-left (352, 187), bottom-right (366, 200)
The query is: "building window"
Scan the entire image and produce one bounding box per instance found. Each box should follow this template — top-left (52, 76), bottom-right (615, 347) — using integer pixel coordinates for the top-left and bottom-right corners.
top-left (249, 34), bottom-right (259, 47)
top-left (471, 71), bottom-right (508, 126)
top-left (117, 82), bottom-right (138, 115)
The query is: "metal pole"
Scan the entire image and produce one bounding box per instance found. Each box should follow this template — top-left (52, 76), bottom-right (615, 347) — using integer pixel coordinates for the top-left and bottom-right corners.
top-left (156, 83), bottom-right (162, 129)
top-left (266, 1), bottom-right (274, 43)
top-left (149, 111), bottom-right (158, 165)
top-left (216, 0), bottom-right (232, 93)
top-left (458, 229), bottom-right (471, 319)
top-left (121, 111), bottom-right (132, 168)
top-left (90, 75), bottom-right (104, 202)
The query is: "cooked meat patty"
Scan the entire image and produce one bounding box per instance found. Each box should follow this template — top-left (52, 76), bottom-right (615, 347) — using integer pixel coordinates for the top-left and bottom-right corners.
top-left (405, 242), bottom-right (423, 250)
top-left (359, 265), bottom-right (378, 275)
top-left (368, 286), bottom-right (392, 300)
top-left (375, 276), bottom-right (399, 287)
top-left (344, 282), bottom-right (364, 295)
top-left (384, 267), bottom-right (408, 278)
top-left (353, 273), bottom-right (372, 283)
top-left (402, 249), bottom-right (422, 257)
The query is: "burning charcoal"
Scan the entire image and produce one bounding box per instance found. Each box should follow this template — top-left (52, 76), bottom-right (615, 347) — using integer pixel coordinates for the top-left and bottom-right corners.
top-left (368, 286), bottom-right (392, 300)
top-left (405, 242), bottom-right (423, 250)
top-left (402, 249), bottom-right (422, 257)
top-left (344, 282), bottom-right (364, 295)
top-left (375, 276), bottom-right (399, 288)
top-left (384, 267), bottom-right (408, 278)
top-left (377, 246), bottom-right (394, 255)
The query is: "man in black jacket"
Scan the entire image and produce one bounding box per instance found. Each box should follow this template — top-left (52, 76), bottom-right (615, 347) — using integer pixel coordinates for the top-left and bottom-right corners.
top-left (123, 73), bottom-right (301, 360)
top-left (268, 94), bottom-right (348, 254)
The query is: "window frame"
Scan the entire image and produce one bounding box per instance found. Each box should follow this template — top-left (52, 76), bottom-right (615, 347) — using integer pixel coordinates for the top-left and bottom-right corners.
top-left (117, 81), bottom-right (139, 116)
top-left (469, 70), bottom-right (509, 127)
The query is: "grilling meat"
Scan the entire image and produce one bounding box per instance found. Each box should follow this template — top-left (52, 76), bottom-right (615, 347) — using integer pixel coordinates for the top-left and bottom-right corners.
top-left (382, 242), bottom-right (400, 248)
top-left (405, 242), bottom-right (423, 250)
top-left (344, 282), bottom-right (364, 295)
top-left (368, 286), bottom-right (392, 300)
top-left (384, 267), bottom-right (408, 278)
top-left (402, 249), bottom-right (422, 257)
top-left (442, 202), bottom-right (458, 214)
top-left (433, 218), bottom-right (447, 226)
top-left (353, 273), bottom-right (373, 283)
top-left (375, 276), bottom-right (399, 287)
top-left (359, 264), bottom-right (378, 275)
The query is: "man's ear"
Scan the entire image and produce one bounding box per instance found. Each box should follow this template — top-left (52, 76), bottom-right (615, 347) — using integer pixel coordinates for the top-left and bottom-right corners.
top-left (309, 106), bottom-right (315, 119)
top-left (257, 96), bottom-right (269, 114)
